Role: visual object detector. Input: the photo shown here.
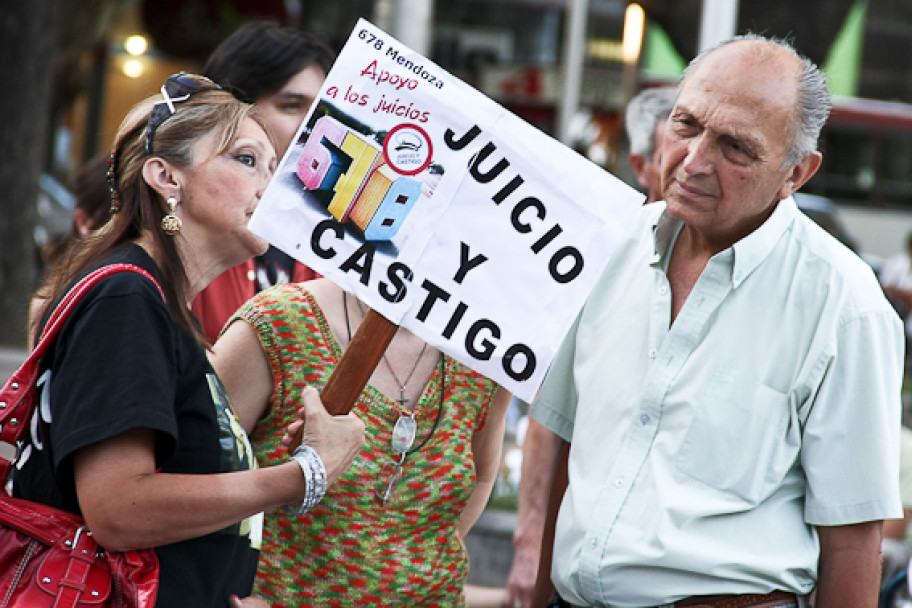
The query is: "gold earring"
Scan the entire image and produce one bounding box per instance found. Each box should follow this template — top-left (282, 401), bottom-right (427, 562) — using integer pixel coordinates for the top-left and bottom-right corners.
top-left (161, 196), bottom-right (182, 236)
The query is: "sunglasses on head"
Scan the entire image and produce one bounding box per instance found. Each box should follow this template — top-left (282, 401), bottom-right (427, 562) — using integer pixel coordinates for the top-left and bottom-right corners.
top-left (145, 72), bottom-right (222, 154)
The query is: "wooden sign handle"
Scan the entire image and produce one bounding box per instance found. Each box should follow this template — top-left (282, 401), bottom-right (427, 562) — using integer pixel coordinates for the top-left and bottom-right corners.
top-left (320, 307), bottom-right (398, 415)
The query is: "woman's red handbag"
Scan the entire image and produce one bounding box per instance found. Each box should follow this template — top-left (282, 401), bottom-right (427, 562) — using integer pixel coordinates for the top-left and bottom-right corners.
top-left (0, 264), bottom-right (161, 608)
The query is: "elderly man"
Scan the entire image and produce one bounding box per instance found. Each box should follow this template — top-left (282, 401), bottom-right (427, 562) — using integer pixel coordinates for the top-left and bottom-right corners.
top-left (528, 34), bottom-right (903, 608)
top-left (625, 86), bottom-right (677, 203)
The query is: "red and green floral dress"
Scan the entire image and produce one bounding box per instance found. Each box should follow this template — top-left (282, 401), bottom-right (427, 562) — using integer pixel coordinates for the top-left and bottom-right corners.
top-left (231, 284), bottom-right (497, 607)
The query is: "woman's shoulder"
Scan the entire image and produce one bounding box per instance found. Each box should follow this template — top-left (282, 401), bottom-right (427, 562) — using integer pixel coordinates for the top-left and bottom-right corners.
top-left (248, 279), bottom-right (320, 310)
top-left (80, 244), bottom-right (166, 301)
top-left (48, 247), bottom-right (176, 357)
top-left (296, 277), bottom-right (337, 308)
top-left (445, 356), bottom-right (498, 394)
top-left (236, 279), bottom-right (334, 338)
top-left (49, 246), bottom-right (167, 330)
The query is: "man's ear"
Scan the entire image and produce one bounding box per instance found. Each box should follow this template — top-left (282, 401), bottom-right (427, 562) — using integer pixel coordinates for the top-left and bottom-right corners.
top-left (777, 151), bottom-right (822, 200)
top-left (628, 153), bottom-right (649, 189)
top-left (141, 157), bottom-right (181, 202)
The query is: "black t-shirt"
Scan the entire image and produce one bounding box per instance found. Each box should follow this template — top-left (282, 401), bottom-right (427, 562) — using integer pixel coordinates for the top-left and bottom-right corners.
top-left (13, 244), bottom-right (260, 607)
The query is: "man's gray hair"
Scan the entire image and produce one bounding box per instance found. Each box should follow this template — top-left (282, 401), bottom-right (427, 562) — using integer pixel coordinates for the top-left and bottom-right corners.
top-left (625, 86), bottom-right (678, 158)
top-left (681, 33), bottom-right (832, 167)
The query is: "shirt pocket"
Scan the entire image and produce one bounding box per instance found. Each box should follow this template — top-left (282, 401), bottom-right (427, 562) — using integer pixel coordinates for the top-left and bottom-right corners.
top-left (675, 379), bottom-right (796, 505)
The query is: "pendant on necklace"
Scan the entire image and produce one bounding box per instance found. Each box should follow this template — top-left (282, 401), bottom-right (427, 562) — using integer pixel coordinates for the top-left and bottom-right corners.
top-left (396, 386), bottom-right (409, 409)
top-left (391, 413), bottom-right (417, 454)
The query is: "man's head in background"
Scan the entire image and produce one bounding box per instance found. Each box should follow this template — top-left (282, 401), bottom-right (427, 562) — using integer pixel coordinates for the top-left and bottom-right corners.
top-left (625, 86), bottom-right (677, 203)
top-left (204, 21), bottom-right (336, 156)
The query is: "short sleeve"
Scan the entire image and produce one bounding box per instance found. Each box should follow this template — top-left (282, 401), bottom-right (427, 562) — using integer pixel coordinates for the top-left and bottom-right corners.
top-left (802, 309), bottom-right (905, 525)
top-left (530, 310), bottom-right (582, 442)
top-left (49, 279), bottom-right (179, 475)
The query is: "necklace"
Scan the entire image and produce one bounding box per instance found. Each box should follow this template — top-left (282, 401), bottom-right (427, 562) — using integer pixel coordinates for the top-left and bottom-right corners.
top-left (341, 292), bottom-right (445, 447)
top-left (380, 354), bottom-right (445, 503)
top-left (346, 293), bottom-right (428, 409)
top-left (341, 292), bottom-right (446, 503)
top-left (379, 328), bottom-right (428, 409)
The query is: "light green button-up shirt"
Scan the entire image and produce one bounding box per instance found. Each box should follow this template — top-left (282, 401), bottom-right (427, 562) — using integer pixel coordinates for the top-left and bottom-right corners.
top-left (533, 196), bottom-right (904, 608)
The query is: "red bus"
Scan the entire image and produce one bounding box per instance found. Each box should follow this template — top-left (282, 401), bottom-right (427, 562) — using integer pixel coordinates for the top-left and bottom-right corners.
top-left (801, 96), bottom-right (912, 261)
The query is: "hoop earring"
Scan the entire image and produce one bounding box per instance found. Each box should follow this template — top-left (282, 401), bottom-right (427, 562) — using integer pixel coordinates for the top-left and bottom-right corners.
top-left (161, 196), bottom-right (182, 235)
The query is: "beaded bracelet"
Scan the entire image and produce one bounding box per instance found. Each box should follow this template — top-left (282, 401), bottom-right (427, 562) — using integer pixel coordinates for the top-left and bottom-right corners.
top-left (283, 444), bottom-right (328, 517)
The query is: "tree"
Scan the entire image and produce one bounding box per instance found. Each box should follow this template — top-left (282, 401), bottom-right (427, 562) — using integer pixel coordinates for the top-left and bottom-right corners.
top-left (0, 0), bottom-right (62, 347)
top-left (0, 0), bottom-right (128, 348)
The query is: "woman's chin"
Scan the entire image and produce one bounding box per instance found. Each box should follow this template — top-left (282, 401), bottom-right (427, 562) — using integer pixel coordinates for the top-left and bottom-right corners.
top-left (252, 236), bottom-right (270, 257)
top-left (220, 234), bottom-right (271, 271)
top-left (240, 230), bottom-right (271, 258)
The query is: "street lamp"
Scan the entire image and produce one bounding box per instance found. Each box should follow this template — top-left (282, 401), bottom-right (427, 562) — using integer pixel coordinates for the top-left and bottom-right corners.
top-left (621, 2), bottom-right (645, 105)
top-left (124, 35), bottom-right (148, 57)
top-left (622, 3), bottom-right (645, 64)
top-left (617, 2), bottom-right (646, 175)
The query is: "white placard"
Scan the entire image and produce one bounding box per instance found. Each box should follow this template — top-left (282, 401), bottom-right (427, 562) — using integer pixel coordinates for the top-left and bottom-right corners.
top-left (250, 19), bottom-right (643, 400)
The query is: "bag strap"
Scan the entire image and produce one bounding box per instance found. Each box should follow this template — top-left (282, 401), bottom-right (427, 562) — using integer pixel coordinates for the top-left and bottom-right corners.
top-left (0, 263), bottom-right (164, 481)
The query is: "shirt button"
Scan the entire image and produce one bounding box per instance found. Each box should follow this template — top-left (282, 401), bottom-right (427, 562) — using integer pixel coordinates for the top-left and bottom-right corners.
top-left (614, 477), bottom-right (625, 488)
top-left (246, 269), bottom-right (256, 281)
top-left (659, 286), bottom-right (668, 295)
top-left (648, 349), bottom-right (658, 359)
top-left (640, 414), bottom-right (650, 425)
top-left (590, 538), bottom-right (598, 548)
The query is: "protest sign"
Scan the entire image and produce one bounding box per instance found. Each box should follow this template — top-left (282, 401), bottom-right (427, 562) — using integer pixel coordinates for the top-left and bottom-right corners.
top-left (249, 18), bottom-right (644, 402)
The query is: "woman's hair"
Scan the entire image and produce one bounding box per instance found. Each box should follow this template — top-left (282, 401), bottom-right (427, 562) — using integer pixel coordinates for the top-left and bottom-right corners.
top-left (203, 21), bottom-right (335, 103)
top-left (33, 88), bottom-right (270, 346)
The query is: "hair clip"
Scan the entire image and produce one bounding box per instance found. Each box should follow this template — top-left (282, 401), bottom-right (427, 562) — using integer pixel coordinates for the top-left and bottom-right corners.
top-left (107, 150), bottom-right (121, 214)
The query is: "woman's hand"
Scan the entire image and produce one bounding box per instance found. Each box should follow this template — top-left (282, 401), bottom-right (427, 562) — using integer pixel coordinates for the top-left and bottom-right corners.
top-left (228, 594), bottom-right (269, 607)
top-left (282, 386), bottom-right (365, 485)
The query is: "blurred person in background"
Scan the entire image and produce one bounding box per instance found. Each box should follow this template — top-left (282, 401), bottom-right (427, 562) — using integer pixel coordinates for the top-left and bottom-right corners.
top-left (43, 154), bottom-right (113, 263)
top-left (881, 426), bottom-right (912, 591)
top-left (880, 230), bottom-right (912, 347)
top-left (28, 153), bottom-right (113, 348)
top-left (624, 86), bottom-right (677, 203)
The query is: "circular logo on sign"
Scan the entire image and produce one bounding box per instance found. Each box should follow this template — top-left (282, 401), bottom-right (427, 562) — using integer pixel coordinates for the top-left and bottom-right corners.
top-left (383, 123), bottom-right (433, 176)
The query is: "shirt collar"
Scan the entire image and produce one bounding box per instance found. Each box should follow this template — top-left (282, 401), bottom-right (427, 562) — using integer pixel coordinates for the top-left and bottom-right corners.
top-left (651, 204), bottom-right (681, 269)
top-left (650, 196), bottom-right (798, 288)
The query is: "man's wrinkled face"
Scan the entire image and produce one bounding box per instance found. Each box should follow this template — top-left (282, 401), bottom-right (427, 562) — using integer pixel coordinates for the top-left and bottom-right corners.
top-left (661, 41), bottom-right (804, 246)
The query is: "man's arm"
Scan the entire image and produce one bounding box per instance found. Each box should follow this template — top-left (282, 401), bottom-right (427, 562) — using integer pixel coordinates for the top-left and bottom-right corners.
top-left (504, 416), bottom-right (564, 608)
top-left (815, 521), bottom-right (884, 608)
